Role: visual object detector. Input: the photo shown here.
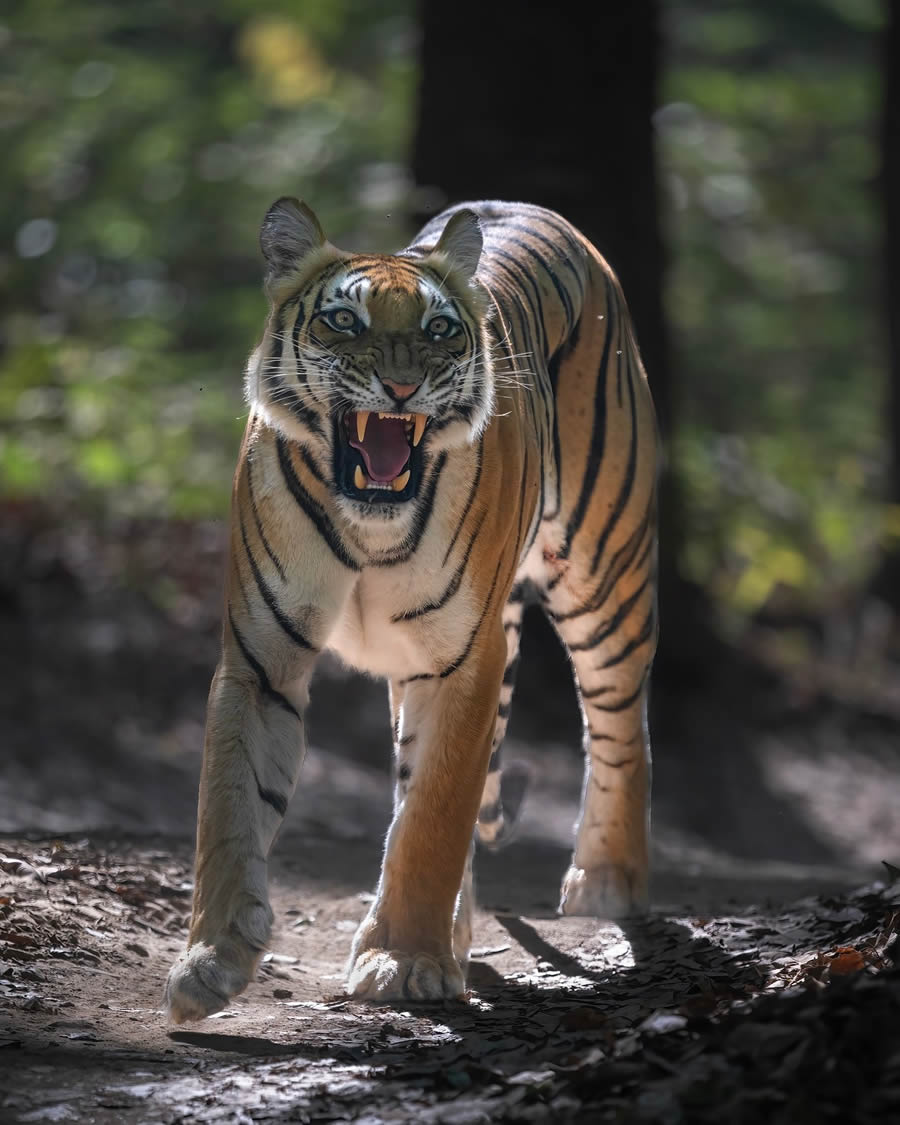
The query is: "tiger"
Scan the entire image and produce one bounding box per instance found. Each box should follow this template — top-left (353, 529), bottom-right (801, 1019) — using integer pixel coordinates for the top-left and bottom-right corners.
top-left (164, 198), bottom-right (658, 1021)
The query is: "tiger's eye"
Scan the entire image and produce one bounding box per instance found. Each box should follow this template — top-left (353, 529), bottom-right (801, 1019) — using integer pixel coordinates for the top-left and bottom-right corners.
top-left (428, 316), bottom-right (450, 337)
top-left (331, 309), bottom-right (356, 330)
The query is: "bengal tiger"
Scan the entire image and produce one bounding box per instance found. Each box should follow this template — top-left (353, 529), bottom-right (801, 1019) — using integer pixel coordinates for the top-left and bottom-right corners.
top-left (164, 198), bottom-right (658, 1021)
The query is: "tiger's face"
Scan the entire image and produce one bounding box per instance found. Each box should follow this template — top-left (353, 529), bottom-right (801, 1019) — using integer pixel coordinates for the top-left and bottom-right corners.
top-left (248, 199), bottom-right (492, 524)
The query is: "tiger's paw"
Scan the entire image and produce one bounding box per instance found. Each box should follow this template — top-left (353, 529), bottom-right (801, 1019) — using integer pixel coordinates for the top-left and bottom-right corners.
top-left (164, 941), bottom-right (259, 1024)
top-left (559, 863), bottom-right (648, 920)
top-left (347, 949), bottom-right (466, 1002)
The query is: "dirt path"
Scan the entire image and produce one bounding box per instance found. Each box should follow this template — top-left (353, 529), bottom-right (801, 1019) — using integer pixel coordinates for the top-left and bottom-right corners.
top-left (2, 831), bottom-right (898, 1124)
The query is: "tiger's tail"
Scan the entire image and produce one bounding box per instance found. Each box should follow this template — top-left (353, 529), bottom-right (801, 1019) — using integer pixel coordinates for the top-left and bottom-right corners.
top-left (475, 758), bottom-right (531, 848)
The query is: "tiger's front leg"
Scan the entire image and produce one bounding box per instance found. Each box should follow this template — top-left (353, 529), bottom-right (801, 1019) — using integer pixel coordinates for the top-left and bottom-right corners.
top-left (348, 619), bottom-right (507, 1001)
top-left (164, 635), bottom-right (314, 1024)
top-left (165, 481), bottom-right (356, 1023)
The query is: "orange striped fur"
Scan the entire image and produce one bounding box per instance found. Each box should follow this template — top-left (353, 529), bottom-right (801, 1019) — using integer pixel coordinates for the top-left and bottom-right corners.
top-left (165, 199), bottom-right (658, 1020)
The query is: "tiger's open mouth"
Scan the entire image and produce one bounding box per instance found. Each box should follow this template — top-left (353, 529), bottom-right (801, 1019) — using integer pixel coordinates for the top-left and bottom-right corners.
top-left (335, 410), bottom-right (430, 504)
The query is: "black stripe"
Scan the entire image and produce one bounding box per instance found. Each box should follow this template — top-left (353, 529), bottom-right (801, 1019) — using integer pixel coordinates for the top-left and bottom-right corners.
top-left (502, 655), bottom-right (520, 685)
top-left (370, 452), bottom-right (448, 567)
top-left (247, 462), bottom-right (286, 582)
top-left (486, 248), bottom-right (549, 359)
top-left (590, 340), bottom-right (639, 574)
top-left (561, 275), bottom-right (615, 558)
top-left (599, 610), bottom-right (656, 670)
top-left (581, 684), bottom-right (616, 699)
top-left (525, 215), bottom-right (587, 290)
top-left (228, 609), bottom-right (301, 720)
top-left (506, 215), bottom-right (587, 296)
top-left (297, 442), bottom-right (328, 485)
top-left (588, 678), bottom-right (646, 714)
top-left (239, 514), bottom-right (317, 651)
top-left (545, 334), bottom-right (570, 522)
top-left (438, 554), bottom-right (505, 679)
top-left (256, 781), bottom-right (288, 818)
top-left (442, 443), bottom-right (484, 566)
top-left (512, 438), bottom-right (532, 562)
top-left (391, 509), bottom-right (487, 622)
top-left (398, 671), bottom-right (435, 685)
top-left (553, 501), bottom-right (654, 623)
top-left (266, 366), bottom-right (326, 439)
top-left (290, 304), bottom-right (308, 390)
top-left (631, 526), bottom-right (656, 575)
top-left (276, 437), bottom-right (361, 571)
top-left (478, 799), bottom-right (502, 822)
top-left (502, 232), bottom-right (575, 329)
top-left (564, 575), bottom-right (650, 653)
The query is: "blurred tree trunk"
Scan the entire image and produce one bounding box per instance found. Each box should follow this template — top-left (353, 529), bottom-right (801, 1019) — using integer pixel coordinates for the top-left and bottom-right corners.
top-left (411, 0), bottom-right (711, 685)
top-left (870, 0), bottom-right (900, 610)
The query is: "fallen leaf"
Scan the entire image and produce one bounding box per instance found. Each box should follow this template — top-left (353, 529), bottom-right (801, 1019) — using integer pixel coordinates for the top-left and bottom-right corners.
top-left (827, 947), bottom-right (866, 976)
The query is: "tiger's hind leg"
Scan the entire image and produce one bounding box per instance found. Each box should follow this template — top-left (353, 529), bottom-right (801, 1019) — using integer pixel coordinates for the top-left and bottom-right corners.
top-left (548, 547), bottom-right (657, 919)
top-left (475, 581), bottom-right (530, 847)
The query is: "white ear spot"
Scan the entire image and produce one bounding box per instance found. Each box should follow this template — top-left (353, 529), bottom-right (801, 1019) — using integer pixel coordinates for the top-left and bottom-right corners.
top-left (259, 197), bottom-right (327, 281)
top-left (432, 209), bottom-right (483, 281)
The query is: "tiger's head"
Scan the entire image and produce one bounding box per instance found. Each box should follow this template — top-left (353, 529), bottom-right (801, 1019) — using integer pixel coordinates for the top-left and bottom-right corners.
top-left (247, 198), bottom-right (492, 524)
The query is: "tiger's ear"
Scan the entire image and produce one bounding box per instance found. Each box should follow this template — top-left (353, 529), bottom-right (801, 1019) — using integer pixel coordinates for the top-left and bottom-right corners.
top-left (430, 209), bottom-right (483, 281)
top-left (260, 197), bottom-right (330, 282)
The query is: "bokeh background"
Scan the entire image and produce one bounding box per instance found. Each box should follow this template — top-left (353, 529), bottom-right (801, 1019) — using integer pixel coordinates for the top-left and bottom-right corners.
top-left (2, 0), bottom-right (898, 896)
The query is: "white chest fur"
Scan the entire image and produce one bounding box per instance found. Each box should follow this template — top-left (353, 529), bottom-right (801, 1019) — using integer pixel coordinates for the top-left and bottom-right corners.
top-left (327, 557), bottom-right (478, 681)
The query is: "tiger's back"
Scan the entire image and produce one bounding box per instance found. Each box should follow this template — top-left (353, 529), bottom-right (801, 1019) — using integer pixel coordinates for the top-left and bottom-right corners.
top-left (164, 199), bottom-right (657, 1021)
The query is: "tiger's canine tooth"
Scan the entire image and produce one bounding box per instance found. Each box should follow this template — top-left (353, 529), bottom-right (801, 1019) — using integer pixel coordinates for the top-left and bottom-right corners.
top-left (354, 465), bottom-right (367, 489)
top-left (392, 469), bottom-right (411, 492)
top-left (413, 414), bottom-right (427, 446)
top-left (356, 411), bottom-right (370, 443)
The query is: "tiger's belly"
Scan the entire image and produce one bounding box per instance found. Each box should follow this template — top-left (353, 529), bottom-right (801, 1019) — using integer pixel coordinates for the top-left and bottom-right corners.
top-left (326, 569), bottom-right (478, 681)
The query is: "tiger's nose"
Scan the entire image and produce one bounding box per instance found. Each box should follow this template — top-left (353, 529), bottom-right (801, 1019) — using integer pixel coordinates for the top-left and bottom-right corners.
top-left (382, 378), bottom-right (420, 401)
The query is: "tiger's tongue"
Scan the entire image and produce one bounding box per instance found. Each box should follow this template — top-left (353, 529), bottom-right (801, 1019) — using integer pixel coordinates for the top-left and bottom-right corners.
top-left (348, 415), bottom-right (410, 483)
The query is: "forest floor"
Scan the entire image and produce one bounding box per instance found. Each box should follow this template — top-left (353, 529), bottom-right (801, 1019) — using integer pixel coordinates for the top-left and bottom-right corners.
top-left (2, 511), bottom-right (900, 1123)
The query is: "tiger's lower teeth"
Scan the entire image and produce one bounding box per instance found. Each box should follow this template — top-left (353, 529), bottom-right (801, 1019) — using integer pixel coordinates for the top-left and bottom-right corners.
top-left (353, 465), bottom-right (412, 492)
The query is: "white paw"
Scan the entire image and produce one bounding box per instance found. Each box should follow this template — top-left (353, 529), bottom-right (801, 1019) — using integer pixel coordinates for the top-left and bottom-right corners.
top-left (347, 949), bottom-right (466, 1002)
top-left (164, 941), bottom-right (259, 1024)
top-left (164, 897), bottom-right (272, 1023)
top-left (559, 863), bottom-right (648, 919)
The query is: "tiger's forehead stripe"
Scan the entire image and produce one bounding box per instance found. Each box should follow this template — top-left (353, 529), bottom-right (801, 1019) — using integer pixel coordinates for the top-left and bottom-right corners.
top-left (312, 257), bottom-right (466, 330)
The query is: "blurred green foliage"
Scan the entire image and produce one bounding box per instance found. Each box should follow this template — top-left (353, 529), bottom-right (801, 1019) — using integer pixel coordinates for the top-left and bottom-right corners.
top-left (0, 0), bottom-right (416, 517)
top-left (0, 0), bottom-right (893, 624)
top-left (659, 0), bottom-right (890, 622)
